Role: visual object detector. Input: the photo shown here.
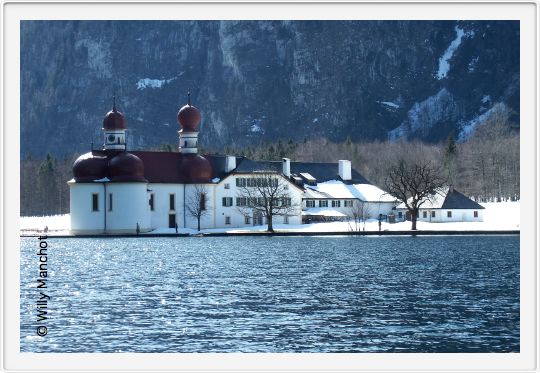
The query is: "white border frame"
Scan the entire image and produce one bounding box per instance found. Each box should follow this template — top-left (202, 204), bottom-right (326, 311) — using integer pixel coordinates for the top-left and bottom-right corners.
top-left (2, 1), bottom-right (538, 372)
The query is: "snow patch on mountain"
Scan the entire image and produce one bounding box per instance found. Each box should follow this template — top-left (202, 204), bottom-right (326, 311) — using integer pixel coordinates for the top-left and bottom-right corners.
top-left (457, 102), bottom-right (507, 142)
top-left (136, 77), bottom-right (177, 90)
top-left (388, 88), bottom-right (459, 141)
top-left (244, 118), bottom-right (265, 135)
top-left (250, 124), bottom-right (263, 133)
top-left (436, 26), bottom-right (473, 80)
top-left (378, 101), bottom-right (400, 109)
top-left (468, 56), bottom-right (479, 72)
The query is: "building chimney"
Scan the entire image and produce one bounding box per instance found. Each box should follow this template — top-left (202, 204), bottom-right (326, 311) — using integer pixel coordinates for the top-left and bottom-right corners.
top-left (225, 155), bottom-right (236, 173)
top-left (282, 158), bottom-right (291, 177)
top-left (338, 160), bottom-right (351, 181)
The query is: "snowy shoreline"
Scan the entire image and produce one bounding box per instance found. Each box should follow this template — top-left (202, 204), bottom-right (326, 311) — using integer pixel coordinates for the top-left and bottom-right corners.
top-left (20, 202), bottom-right (520, 237)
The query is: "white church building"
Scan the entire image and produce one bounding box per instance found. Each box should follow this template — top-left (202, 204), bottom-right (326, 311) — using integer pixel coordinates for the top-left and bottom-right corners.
top-left (69, 96), bottom-right (396, 234)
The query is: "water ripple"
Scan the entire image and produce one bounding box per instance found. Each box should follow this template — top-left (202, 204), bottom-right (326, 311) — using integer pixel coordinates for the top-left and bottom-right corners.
top-left (20, 235), bottom-right (519, 352)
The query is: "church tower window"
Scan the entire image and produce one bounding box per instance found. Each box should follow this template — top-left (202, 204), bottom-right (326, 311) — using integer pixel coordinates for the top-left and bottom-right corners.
top-left (92, 194), bottom-right (99, 212)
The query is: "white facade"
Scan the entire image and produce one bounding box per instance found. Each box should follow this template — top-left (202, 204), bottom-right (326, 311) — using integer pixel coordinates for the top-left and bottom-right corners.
top-left (394, 188), bottom-right (485, 223)
top-left (395, 208), bottom-right (484, 223)
top-left (69, 181), bottom-right (151, 234)
top-left (212, 174), bottom-right (303, 228)
top-left (70, 173), bottom-right (304, 234)
top-left (103, 130), bottom-right (126, 151)
top-left (302, 180), bottom-right (397, 221)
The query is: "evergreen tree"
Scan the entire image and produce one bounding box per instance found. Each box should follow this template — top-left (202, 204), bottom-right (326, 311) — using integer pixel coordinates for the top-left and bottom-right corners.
top-left (37, 154), bottom-right (58, 215)
top-left (444, 133), bottom-right (458, 185)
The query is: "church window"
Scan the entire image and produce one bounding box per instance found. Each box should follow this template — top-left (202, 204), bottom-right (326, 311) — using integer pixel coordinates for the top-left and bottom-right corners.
top-left (319, 200), bottom-right (328, 207)
top-left (447, 211), bottom-right (452, 218)
top-left (423, 211), bottom-right (427, 218)
top-left (225, 216), bottom-right (231, 225)
top-left (92, 194), bottom-right (99, 212)
top-left (245, 216), bottom-right (251, 224)
top-left (431, 211), bottom-right (436, 218)
top-left (474, 211), bottom-right (478, 218)
top-left (306, 200), bottom-right (315, 208)
top-left (224, 183), bottom-right (230, 189)
top-left (169, 194), bottom-right (175, 210)
top-left (200, 193), bottom-right (206, 211)
top-left (108, 193), bottom-right (113, 211)
top-left (332, 200), bottom-right (341, 208)
top-left (222, 197), bottom-right (233, 207)
top-left (344, 200), bottom-right (353, 208)
top-left (149, 194), bottom-right (155, 211)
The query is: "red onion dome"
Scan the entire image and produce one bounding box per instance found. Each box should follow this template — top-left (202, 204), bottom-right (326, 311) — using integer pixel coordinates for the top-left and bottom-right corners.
top-left (108, 152), bottom-right (147, 182)
top-left (103, 107), bottom-right (127, 131)
top-left (177, 104), bottom-right (201, 132)
top-left (180, 154), bottom-right (213, 183)
top-left (73, 153), bottom-right (108, 182)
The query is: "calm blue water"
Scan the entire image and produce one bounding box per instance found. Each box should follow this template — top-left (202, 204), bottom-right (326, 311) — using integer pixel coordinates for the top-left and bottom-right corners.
top-left (20, 235), bottom-right (519, 352)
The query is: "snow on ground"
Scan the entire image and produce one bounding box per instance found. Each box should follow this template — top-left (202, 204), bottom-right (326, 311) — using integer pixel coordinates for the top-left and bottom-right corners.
top-left (20, 214), bottom-right (71, 234)
top-left (20, 202), bottom-right (519, 235)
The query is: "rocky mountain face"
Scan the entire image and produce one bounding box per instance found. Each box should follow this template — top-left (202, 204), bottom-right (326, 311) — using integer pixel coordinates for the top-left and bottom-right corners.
top-left (21, 20), bottom-right (519, 158)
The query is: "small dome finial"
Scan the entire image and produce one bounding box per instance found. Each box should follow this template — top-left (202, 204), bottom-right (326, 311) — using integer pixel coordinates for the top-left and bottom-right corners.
top-left (112, 94), bottom-right (117, 112)
top-left (187, 90), bottom-right (191, 106)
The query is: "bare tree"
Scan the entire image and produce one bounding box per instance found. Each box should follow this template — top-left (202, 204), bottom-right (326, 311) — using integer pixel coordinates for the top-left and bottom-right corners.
top-left (235, 171), bottom-right (300, 232)
top-left (347, 200), bottom-right (372, 232)
top-left (186, 184), bottom-right (211, 231)
top-left (384, 159), bottom-right (447, 230)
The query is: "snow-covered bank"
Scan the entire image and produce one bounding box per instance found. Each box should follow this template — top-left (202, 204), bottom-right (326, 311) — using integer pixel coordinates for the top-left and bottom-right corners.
top-left (19, 214), bottom-right (71, 234)
top-left (20, 201), bottom-right (519, 235)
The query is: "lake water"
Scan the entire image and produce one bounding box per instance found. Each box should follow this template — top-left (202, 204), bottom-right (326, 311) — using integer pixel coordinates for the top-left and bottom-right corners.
top-left (20, 235), bottom-right (519, 353)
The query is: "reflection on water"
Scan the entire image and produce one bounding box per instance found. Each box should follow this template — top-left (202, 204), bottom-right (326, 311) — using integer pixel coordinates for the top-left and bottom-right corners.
top-left (20, 235), bottom-right (519, 352)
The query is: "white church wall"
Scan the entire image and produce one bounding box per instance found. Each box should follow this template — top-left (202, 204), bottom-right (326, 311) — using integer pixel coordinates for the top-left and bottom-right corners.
top-left (69, 183), bottom-right (106, 234)
top-left (148, 184), bottom-right (185, 229)
top-left (106, 183), bottom-right (150, 233)
top-left (183, 183), bottom-right (216, 230)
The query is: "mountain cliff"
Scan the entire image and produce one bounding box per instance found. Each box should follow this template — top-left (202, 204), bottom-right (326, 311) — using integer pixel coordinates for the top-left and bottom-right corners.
top-left (20, 20), bottom-right (519, 157)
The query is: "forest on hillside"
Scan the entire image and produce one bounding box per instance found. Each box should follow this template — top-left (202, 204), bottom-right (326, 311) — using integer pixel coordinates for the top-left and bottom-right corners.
top-left (20, 112), bottom-right (519, 216)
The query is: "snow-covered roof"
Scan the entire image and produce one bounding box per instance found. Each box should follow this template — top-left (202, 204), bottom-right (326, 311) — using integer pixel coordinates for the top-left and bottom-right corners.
top-left (396, 188), bottom-right (485, 210)
top-left (396, 191), bottom-right (446, 209)
top-left (299, 172), bottom-right (316, 182)
top-left (304, 188), bottom-right (328, 199)
top-left (306, 180), bottom-right (396, 202)
top-left (302, 208), bottom-right (347, 217)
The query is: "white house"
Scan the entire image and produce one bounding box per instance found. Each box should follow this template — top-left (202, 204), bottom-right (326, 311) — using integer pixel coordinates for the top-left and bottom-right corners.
top-left (394, 187), bottom-right (485, 223)
top-left (302, 177), bottom-right (397, 222)
top-left (69, 96), bottom-right (395, 234)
